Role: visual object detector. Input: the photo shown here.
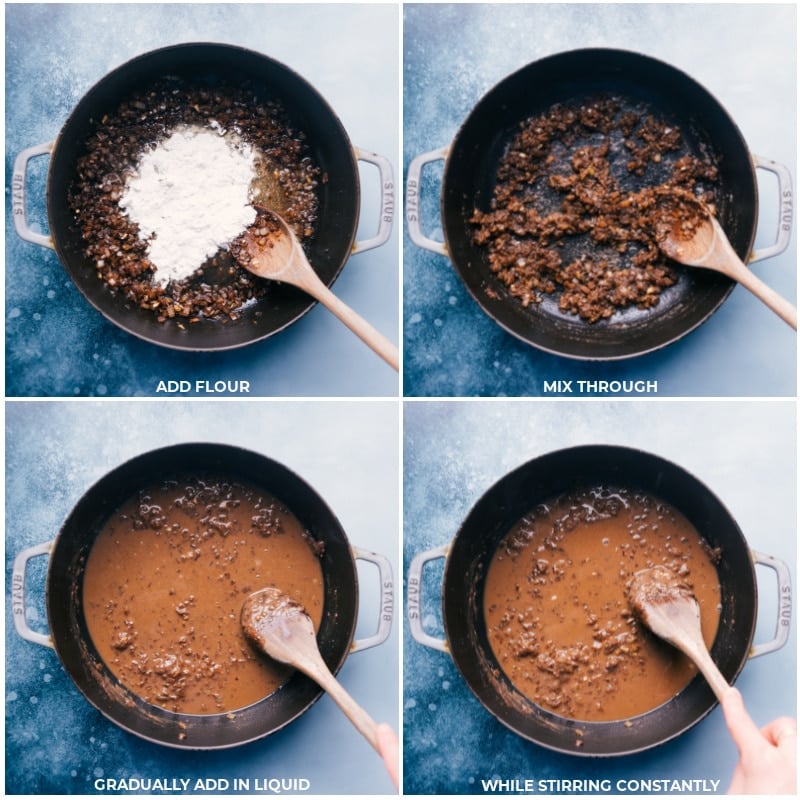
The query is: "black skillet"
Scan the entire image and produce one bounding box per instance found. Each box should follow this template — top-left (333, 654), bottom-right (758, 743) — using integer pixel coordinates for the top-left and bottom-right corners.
top-left (408, 445), bottom-right (791, 755)
top-left (407, 49), bottom-right (790, 360)
top-left (13, 444), bottom-right (391, 749)
top-left (14, 43), bottom-right (386, 352)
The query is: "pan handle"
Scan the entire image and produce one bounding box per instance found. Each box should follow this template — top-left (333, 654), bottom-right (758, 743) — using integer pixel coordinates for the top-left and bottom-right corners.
top-left (351, 148), bottom-right (394, 255)
top-left (407, 542), bottom-right (450, 653)
top-left (406, 146), bottom-right (449, 256)
top-left (749, 550), bottom-right (792, 658)
top-left (749, 155), bottom-right (793, 264)
top-left (349, 547), bottom-right (394, 653)
top-left (12, 540), bottom-right (55, 649)
top-left (12, 142), bottom-right (56, 250)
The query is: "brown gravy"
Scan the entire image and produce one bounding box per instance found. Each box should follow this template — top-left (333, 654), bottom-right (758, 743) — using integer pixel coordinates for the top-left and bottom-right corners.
top-left (83, 474), bottom-right (324, 715)
top-left (484, 486), bottom-right (721, 722)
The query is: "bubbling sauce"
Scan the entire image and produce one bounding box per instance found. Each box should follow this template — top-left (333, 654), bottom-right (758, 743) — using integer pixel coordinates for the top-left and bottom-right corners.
top-left (83, 474), bottom-right (324, 715)
top-left (483, 486), bottom-right (722, 722)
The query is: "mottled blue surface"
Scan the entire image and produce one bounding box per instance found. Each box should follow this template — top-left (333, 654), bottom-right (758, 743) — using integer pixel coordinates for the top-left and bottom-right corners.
top-left (6, 401), bottom-right (399, 794)
top-left (403, 3), bottom-right (797, 397)
top-left (5, 4), bottom-right (399, 397)
top-left (403, 400), bottom-right (796, 794)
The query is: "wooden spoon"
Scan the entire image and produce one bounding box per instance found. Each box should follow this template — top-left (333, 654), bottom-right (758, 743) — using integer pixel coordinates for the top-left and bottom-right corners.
top-left (658, 201), bottom-right (797, 330)
top-left (627, 566), bottom-right (729, 701)
top-left (232, 208), bottom-right (399, 370)
top-left (241, 587), bottom-right (380, 752)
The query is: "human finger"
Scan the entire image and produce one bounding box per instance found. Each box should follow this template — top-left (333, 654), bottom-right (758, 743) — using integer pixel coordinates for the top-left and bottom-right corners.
top-left (720, 687), bottom-right (765, 754)
top-left (376, 722), bottom-right (399, 789)
top-left (761, 717), bottom-right (798, 749)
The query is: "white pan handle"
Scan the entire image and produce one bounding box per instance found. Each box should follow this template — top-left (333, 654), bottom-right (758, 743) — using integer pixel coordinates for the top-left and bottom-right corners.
top-left (12, 540), bottom-right (55, 649)
top-left (406, 146), bottom-right (449, 256)
top-left (749, 155), bottom-right (793, 264)
top-left (749, 550), bottom-right (792, 658)
top-left (407, 542), bottom-right (450, 652)
top-left (351, 148), bottom-right (394, 255)
top-left (12, 142), bottom-right (56, 250)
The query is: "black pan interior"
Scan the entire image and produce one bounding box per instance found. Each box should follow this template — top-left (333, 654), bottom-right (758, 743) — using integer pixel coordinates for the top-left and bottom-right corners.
top-left (442, 445), bottom-right (756, 756)
top-left (46, 43), bottom-right (360, 351)
top-left (46, 443), bottom-right (358, 749)
top-left (443, 49), bottom-right (758, 359)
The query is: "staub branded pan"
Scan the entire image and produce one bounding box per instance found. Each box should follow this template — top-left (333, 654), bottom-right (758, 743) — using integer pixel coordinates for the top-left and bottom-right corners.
top-left (13, 43), bottom-right (394, 351)
top-left (12, 444), bottom-right (393, 749)
top-left (408, 445), bottom-right (791, 756)
top-left (406, 49), bottom-right (793, 360)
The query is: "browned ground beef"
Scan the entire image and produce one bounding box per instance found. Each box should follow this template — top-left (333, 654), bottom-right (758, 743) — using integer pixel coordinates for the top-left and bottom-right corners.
top-left (470, 95), bottom-right (718, 323)
top-left (69, 78), bottom-right (320, 324)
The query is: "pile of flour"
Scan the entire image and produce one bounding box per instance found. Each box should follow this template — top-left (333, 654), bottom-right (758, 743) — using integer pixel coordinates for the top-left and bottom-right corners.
top-left (120, 125), bottom-right (258, 286)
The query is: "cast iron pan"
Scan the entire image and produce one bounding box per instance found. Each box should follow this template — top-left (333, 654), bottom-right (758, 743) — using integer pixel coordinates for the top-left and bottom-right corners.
top-left (44, 444), bottom-right (360, 749)
top-left (442, 445), bottom-right (758, 755)
top-left (441, 49), bottom-right (758, 359)
top-left (45, 43), bottom-right (361, 351)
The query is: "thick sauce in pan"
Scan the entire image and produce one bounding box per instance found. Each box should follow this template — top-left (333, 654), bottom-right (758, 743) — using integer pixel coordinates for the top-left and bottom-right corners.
top-left (83, 474), bottom-right (324, 715)
top-left (484, 486), bottom-right (721, 722)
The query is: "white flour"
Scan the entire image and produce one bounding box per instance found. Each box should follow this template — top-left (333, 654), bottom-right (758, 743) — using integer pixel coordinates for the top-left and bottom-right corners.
top-left (120, 125), bottom-right (258, 286)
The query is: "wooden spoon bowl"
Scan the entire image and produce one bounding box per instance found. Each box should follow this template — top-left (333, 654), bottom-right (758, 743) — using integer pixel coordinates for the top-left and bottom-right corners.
top-left (231, 208), bottom-right (399, 369)
top-left (627, 566), bottom-right (730, 701)
top-left (241, 587), bottom-right (380, 752)
top-left (656, 195), bottom-right (796, 330)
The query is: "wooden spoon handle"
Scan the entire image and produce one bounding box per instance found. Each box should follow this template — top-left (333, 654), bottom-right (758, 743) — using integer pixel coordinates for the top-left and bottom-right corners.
top-left (705, 221), bottom-right (797, 330)
top-left (730, 263), bottom-right (797, 330)
top-left (694, 651), bottom-right (730, 703)
top-left (678, 637), bottom-right (730, 703)
top-left (304, 656), bottom-right (380, 752)
top-left (297, 271), bottom-right (400, 371)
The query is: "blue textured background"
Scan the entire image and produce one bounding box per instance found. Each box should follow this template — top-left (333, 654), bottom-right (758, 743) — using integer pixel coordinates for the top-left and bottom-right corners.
top-left (5, 4), bottom-right (399, 397)
top-left (6, 401), bottom-right (399, 794)
top-left (403, 400), bottom-right (796, 794)
top-left (402, 3), bottom-right (797, 397)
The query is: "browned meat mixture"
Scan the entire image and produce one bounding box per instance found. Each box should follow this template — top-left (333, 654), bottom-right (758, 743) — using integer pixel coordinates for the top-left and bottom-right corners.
top-left (627, 564), bottom-right (695, 617)
top-left (484, 486), bottom-right (722, 722)
top-left (229, 208), bottom-right (285, 271)
top-left (471, 95), bottom-right (719, 323)
top-left (69, 79), bottom-right (321, 324)
top-left (83, 474), bottom-right (326, 715)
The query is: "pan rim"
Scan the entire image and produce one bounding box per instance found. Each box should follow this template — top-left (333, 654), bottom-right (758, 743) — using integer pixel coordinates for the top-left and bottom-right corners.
top-left (45, 41), bottom-right (362, 352)
top-left (439, 443), bottom-right (757, 756)
top-left (439, 47), bottom-right (758, 361)
top-left (44, 442), bottom-right (361, 749)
